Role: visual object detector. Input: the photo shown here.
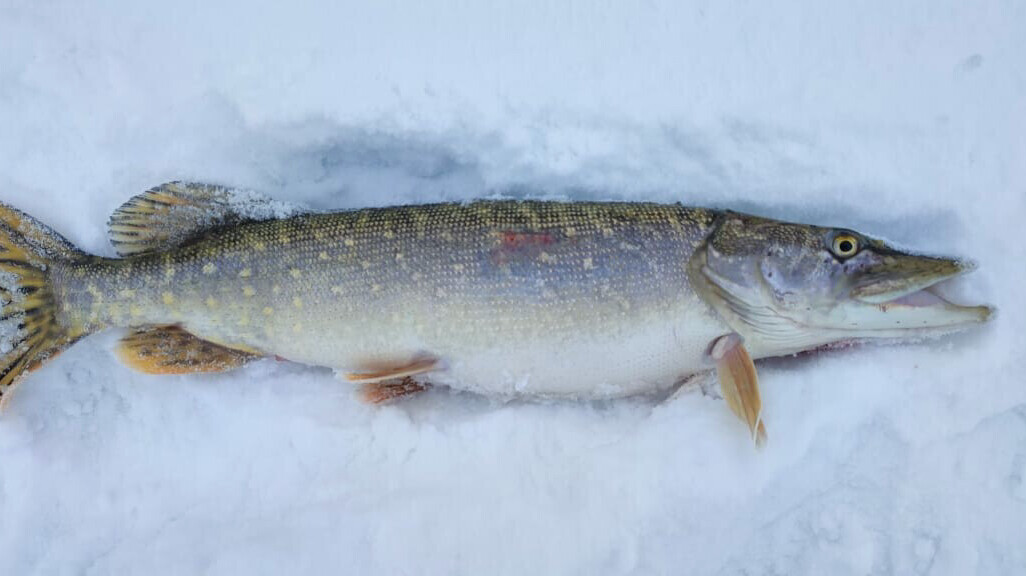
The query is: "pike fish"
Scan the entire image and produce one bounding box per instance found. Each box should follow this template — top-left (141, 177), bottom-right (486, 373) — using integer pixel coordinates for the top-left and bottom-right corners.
top-left (0, 183), bottom-right (993, 444)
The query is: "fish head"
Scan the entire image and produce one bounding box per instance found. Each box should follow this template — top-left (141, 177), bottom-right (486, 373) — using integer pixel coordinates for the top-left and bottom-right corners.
top-left (689, 212), bottom-right (994, 355)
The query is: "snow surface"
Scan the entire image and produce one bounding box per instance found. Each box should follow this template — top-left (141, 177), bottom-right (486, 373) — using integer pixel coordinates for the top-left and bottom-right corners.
top-left (1, 1), bottom-right (1024, 574)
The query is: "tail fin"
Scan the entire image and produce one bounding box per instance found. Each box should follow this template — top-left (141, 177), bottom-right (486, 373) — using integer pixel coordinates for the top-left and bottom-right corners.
top-left (0, 202), bottom-right (86, 406)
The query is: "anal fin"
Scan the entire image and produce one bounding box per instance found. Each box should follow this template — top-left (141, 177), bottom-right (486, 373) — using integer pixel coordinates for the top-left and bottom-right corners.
top-left (360, 376), bottom-right (429, 404)
top-left (116, 325), bottom-right (259, 374)
top-left (711, 333), bottom-right (767, 447)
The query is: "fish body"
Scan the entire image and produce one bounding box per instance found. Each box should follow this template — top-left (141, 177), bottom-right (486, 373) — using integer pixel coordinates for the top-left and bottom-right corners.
top-left (53, 201), bottom-right (725, 398)
top-left (0, 183), bottom-right (993, 441)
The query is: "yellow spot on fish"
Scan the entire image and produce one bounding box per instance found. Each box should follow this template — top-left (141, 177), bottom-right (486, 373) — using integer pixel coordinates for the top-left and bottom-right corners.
top-left (371, 284), bottom-right (382, 293)
top-left (239, 268), bottom-right (252, 278)
top-left (538, 251), bottom-right (555, 263)
top-left (583, 257), bottom-right (595, 270)
top-left (360, 261), bottom-right (372, 270)
top-left (129, 305), bottom-right (143, 318)
top-left (330, 285), bottom-right (344, 295)
top-left (162, 292), bottom-right (175, 306)
top-left (238, 316), bottom-right (250, 327)
top-left (383, 230), bottom-right (395, 239)
top-left (290, 268), bottom-right (302, 279)
top-left (202, 263), bottom-right (217, 275)
top-left (344, 238), bottom-right (355, 247)
top-left (164, 266), bottom-right (176, 280)
top-left (263, 307), bottom-right (274, 316)
top-left (254, 241), bottom-right (266, 251)
top-left (206, 296), bottom-right (218, 309)
top-left (564, 227), bottom-right (577, 237)
top-left (453, 263), bottom-right (465, 272)
top-left (293, 322), bottom-right (303, 333)
top-left (272, 285), bottom-right (281, 295)
top-left (602, 228), bottom-right (614, 238)
top-left (243, 286), bottom-right (256, 297)
top-left (395, 253), bottom-right (404, 262)
top-left (293, 297), bottom-right (303, 309)
top-left (319, 251), bottom-right (329, 261)
top-left (119, 289), bottom-right (136, 299)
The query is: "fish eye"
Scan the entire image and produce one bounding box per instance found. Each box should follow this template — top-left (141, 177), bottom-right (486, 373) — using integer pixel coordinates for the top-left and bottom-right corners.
top-left (831, 234), bottom-right (859, 258)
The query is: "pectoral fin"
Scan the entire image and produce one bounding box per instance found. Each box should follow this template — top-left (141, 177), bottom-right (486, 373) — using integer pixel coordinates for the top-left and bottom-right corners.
top-left (711, 333), bottom-right (767, 447)
top-left (345, 355), bottom-right (439, 384)
top-left (116, 325), bottom-right (259, 374)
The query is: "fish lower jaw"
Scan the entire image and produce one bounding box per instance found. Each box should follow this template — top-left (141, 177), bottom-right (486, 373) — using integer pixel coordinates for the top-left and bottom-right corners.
top-left (740, 303), bottom-right (992, 360)
top-left (852, 281), bottom-right (994, 326)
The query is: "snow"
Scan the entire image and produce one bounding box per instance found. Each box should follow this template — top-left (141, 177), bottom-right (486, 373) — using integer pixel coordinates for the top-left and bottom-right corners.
top-left (0, 270), bottom-right (25, 355)
top-left (224, 188), bottom-right (304, 221)
top-left (0, 0), bottom-right (1023, 574)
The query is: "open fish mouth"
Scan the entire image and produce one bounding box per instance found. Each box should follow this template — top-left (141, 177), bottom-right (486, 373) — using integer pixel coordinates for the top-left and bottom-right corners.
top-left (865, 284), bottom-right (993, 329)
top-left (845, 257), bottom-right (993, 332)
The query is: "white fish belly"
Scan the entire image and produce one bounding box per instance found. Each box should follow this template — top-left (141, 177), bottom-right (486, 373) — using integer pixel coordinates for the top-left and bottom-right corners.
top-left (432, 311), bottom-right (726, 398)
top-left (256, 297), bottom-right (730, 399)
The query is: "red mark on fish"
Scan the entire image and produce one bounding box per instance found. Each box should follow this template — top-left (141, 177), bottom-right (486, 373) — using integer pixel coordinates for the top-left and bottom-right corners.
top-left (491, 230), bottom-right (561, 266)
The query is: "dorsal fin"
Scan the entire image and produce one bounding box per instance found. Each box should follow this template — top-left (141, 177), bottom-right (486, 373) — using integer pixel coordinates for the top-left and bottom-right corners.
top-left (107, 182), bottom-right (303, 257)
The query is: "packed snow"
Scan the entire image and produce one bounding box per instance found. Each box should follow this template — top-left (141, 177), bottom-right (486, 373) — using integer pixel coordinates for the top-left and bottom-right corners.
top-left (1, 1), bottom-right (1023, 574)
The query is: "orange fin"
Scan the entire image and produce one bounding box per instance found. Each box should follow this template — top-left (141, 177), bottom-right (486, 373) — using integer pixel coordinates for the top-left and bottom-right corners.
top-left (116, 325), bottom-right (259, 374)
top-left (359, 376), bottom-right (429, 404)
top-left (345, 355), bottom-right (439, 384)
top-left (711, 333), bottom-right (767, 447)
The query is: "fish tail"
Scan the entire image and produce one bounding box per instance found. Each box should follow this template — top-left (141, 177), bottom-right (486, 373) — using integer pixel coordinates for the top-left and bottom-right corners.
top-left (0, 201), bottom-right (90, 406)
